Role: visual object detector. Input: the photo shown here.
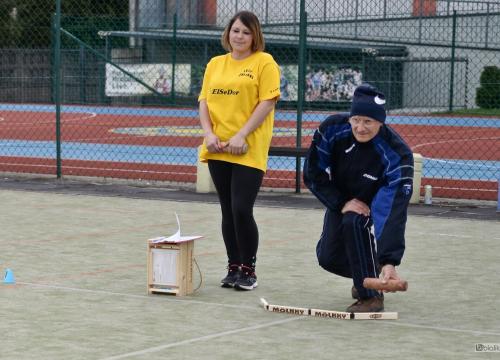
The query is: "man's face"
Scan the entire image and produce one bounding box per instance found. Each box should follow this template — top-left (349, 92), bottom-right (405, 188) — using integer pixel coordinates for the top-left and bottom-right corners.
top-left (349, 115), bottom-right (383, 142)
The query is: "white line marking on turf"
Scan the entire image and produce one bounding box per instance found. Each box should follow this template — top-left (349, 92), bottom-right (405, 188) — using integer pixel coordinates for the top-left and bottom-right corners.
top-left (17, 282), bottom-right (257, 310)
top-left (19, 282), bottom-right (500, 340)
top-left (99, 317), bottom-right (302, 360)
top-left (97, 315), bottom-right (500, 360)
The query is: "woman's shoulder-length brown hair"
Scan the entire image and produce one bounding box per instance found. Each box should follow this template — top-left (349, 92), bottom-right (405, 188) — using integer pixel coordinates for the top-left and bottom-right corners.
top-left (221, 11), bottom-right (265, 53)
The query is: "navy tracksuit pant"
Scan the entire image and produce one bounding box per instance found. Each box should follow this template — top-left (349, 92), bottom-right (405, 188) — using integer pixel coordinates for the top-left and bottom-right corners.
top-left (316, 209), bottom-right (380, 299)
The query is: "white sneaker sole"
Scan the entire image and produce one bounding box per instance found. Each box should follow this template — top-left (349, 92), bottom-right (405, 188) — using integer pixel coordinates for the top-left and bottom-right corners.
top-left (235, 281), bottom-right (258, 290)
top-left (220, 282), bottom-right (235, 288)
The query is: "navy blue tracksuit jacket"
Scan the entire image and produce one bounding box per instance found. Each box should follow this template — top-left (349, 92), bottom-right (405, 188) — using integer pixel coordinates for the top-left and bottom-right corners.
top-left (303, 113), bottom-right (414, 269)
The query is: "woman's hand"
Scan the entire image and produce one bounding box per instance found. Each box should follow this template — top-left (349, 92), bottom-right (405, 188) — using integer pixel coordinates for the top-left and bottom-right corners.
top-left (205, 133), bottom-right (223, 153)
top-left (225, 133), bottom-right (248, 155)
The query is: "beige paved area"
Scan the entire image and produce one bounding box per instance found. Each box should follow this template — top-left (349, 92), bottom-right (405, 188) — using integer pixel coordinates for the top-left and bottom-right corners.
top-left (1, 187), bottom-right (499, 360)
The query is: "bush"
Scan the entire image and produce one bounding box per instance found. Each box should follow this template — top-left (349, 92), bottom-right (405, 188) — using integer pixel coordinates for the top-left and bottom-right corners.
top-left (476, 66), bottom-right (500, 109)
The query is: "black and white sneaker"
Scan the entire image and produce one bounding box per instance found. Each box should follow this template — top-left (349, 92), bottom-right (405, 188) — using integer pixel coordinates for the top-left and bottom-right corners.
top-left (234, 266), bottom-right (258, 290)
top-left (220, 264), bottom-right (240, 288)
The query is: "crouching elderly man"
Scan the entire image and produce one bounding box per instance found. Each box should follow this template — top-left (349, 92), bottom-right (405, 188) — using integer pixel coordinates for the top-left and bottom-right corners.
top-left (303, 84), bottom-right (414, 312)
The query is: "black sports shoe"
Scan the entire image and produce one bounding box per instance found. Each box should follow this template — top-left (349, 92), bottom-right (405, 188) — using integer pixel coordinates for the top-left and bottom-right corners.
top-left (234, 266), bottom-right (258, 290)
top-left (220, 264), bottom-right (240, 288)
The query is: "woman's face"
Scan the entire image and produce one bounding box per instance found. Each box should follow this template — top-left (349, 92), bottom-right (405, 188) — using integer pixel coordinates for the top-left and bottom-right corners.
top-left (229, 18), bottom-right (253, 57)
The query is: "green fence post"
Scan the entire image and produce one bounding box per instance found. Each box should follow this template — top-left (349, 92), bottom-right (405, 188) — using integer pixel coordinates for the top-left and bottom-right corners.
top-left (354, 0), bottom-right (359, 38)
top-left (485, 3), bottom-right (490, 48)
top-left (54, 0), bottom-right (62, 178)
top-left (265, 0), bottom-right (269, 23)
top-left (449, 10), bottom-right (457, 112)
top-left (51, 14), bottom-right (55, 104)
top-left (464, 58), bottom-right (469, 109)
top-left (103, 36), bottom-right (111, 104)
top-left (295, 0), bottom-right (307, 193)
top-left (170, 12), bottom-right (177, 105)
top-left (79, 44), bottom-right (86, 103)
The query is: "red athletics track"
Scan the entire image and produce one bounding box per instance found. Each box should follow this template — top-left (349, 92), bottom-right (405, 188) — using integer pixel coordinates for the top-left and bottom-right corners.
top-left (393, 123), bottom-right (499, 200)
top-left (0, 109), bottom-right (498, 200)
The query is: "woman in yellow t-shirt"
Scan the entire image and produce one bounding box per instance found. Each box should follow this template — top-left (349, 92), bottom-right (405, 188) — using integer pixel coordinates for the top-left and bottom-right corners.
top-left (198, 10), bottom-right (280, 291)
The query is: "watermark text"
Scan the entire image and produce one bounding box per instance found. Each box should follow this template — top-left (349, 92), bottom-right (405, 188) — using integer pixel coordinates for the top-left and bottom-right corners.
top-left (475, 343), bottom-right (500, 352)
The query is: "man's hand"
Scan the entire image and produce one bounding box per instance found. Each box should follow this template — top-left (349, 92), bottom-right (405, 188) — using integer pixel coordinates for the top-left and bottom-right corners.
top-left (380, 264), bottom-right (400, 292)
top-left (341, 198), bottom-right (370, 216)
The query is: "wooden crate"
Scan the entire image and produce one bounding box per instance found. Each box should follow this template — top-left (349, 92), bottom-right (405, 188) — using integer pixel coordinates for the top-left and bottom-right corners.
top-left (147, 240), bottom-right (194, 296)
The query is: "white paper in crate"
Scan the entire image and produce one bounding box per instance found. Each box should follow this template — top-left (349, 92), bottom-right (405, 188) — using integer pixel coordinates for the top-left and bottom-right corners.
top-left (149, 213), bottom-right (203, 243)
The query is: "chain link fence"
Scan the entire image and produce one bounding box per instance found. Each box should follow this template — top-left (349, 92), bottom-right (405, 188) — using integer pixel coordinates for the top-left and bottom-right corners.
top-left (0, 0), bottom-right (499, 200)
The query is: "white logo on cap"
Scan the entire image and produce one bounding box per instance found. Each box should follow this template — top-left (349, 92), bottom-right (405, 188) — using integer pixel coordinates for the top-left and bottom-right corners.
top-left (374, 95), bottom-right (386, 105)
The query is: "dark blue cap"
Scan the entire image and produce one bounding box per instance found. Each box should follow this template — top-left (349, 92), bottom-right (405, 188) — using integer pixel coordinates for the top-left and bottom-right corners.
top-left (350, 84), bottom-right (386, 123)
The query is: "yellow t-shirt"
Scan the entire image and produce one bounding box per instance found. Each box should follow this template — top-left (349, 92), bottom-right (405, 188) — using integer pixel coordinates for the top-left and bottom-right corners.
top-left (198, 52), bottom-right (280, 171)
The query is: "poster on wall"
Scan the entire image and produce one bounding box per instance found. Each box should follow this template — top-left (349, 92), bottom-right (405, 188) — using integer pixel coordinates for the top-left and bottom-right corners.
top-left (279, 64), bottom-right (363, 102)
top-left (105, 63), bottom-right (191, 96)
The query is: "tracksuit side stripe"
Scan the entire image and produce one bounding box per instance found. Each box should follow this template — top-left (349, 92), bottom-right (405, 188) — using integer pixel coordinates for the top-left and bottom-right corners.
top-left (353, 215), bottom-right (378, 298)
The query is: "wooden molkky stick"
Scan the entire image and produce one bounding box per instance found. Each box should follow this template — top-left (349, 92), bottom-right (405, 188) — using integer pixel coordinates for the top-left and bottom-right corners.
top-left (363, 278), bottom-right (408, 292)
top-left (259, 298), bottom-right (398, 320)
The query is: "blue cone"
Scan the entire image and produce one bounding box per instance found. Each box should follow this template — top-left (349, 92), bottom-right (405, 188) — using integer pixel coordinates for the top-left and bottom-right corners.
top-left (4, 268), bottom-right (15, 284)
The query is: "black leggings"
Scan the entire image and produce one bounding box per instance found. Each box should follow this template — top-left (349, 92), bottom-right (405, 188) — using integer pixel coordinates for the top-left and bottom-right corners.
top-left (208, 160), bottom-right (264, 268)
